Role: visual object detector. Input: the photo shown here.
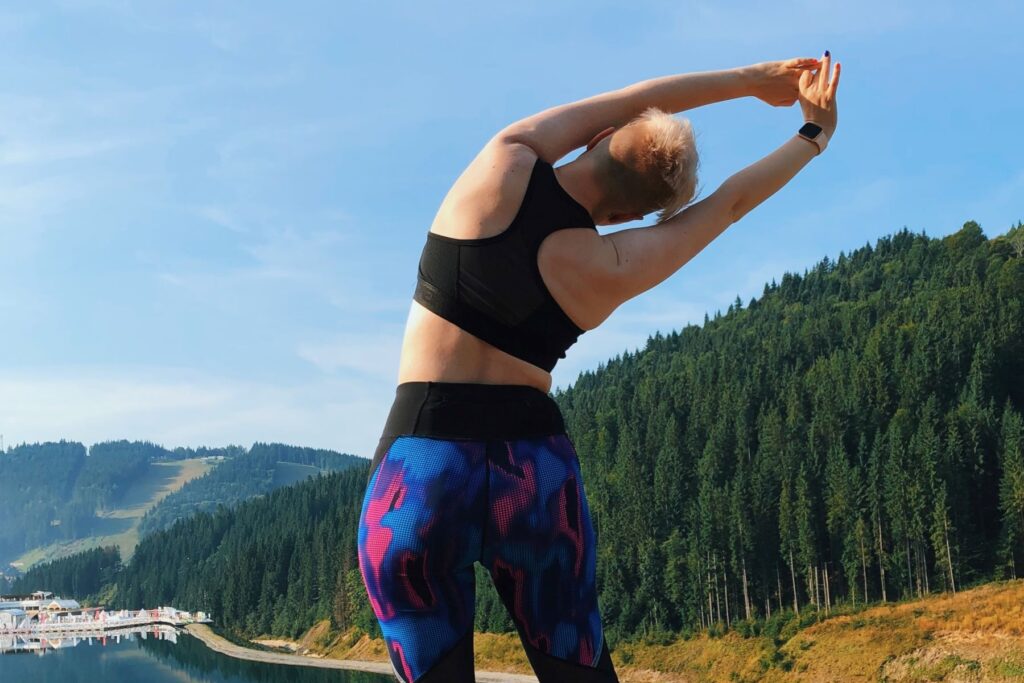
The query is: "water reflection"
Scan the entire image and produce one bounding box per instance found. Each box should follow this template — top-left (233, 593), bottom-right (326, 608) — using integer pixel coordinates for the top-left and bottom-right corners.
top-left (0, 625), bottom-right (391, 682)
top-left (0, 624), bottom-right (181, 654)
top-left (141, 631), bottom-right (390, 682)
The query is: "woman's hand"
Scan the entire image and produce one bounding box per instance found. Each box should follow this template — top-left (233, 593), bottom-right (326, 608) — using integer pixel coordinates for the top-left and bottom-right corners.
top-left (749, 57), bottom-right (821, 107)
top-left (798, 51), bottom-right (840, 136)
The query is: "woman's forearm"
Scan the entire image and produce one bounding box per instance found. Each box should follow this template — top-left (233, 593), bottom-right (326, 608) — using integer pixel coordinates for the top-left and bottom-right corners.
top-left (722, 134), bottom-right (820, 222)
top-left (498, 64), bottom-right (774, 162)
top-left (620, 67), bottom-right (756, 115)
top-left (590, 133), bottom-right (821, 309)
top-left (720, 54), bottom-right (840, 221)
top-left (585, 56), bottom-right (838, 312)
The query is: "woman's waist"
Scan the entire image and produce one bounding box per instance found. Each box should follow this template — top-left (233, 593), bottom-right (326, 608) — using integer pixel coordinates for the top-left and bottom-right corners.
top-left (380, 380), bottom-right (565, 441)
top-left (398, 302), bottom-right (554, 392)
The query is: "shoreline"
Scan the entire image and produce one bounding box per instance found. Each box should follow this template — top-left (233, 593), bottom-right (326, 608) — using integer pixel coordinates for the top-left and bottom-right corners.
top-left (184, 623), bottom-right (540, 683)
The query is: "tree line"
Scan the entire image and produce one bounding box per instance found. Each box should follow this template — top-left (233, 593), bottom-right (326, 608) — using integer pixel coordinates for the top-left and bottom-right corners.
top-left (22, 221), bottom-right (1024, 649)
top-left (0, 440), bottom-right (361, 565)
top-left (139, 442), bottom-right (362, 534)
top-left (10, 546), bottom-right (122, 599)
top-left (556, 221), bottom-right (1024, 641)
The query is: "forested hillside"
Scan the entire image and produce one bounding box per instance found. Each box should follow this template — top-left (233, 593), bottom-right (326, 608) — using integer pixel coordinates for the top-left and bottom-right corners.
top-left (138, 443), bottom-right (365, 534)
top-left (97, 222), bottom-right (1024, 649)
top-left (557, 221), bottom-right (1024, 642)
top-left (116, 462), bottom-right (515, 638)
top-left (0, 440), bottom-right (362, 569)
top-left (116, 466), bottom-right (379, 637)
top-left (10, 546), bottom-right (122, 600)
top-left (0, 440), bottom-right (184, 563)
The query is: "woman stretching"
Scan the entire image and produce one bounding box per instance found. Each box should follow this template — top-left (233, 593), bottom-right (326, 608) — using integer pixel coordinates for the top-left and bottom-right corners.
top-left (359, 52), bottom-right (841, 683)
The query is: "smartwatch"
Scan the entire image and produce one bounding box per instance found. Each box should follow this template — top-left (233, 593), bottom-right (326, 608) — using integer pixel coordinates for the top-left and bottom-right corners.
top-left (797, 121), bottom-right (829, 155)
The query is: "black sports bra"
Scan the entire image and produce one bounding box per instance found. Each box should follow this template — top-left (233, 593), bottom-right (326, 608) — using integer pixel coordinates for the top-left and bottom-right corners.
top-left (413, 157), bottom-right (597, 372)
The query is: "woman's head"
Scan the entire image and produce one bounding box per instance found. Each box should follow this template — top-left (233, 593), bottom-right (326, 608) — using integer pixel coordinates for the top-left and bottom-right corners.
top-left (585, 107), bottom-right (699, 224)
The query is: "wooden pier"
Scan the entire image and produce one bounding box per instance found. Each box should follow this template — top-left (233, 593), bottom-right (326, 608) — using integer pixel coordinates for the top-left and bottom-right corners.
top-left (1, 605), bottom-right (211, 635)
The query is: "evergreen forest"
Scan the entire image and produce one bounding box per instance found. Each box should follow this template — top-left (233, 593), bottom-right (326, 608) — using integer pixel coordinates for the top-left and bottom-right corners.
top-left (18, 222), bottom-right (1024, 648)
top-left (0, 440), bottom-right (361, 565)
top-left (138, 442), bottom-right (364, 534)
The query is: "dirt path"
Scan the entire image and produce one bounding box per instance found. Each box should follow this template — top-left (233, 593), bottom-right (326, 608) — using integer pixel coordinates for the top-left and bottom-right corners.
top-left (184, 623), bottom-right (540, 682)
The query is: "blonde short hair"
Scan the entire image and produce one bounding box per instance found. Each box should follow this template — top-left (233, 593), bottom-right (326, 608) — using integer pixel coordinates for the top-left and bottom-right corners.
top-left (633, 107), bottom-right (700, 222)
top-left (595, 107), bottom-right (700, 223)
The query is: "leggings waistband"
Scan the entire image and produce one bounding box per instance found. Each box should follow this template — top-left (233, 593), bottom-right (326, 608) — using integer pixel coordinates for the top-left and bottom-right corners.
top-left (380, 381), bottom-right (566, 441)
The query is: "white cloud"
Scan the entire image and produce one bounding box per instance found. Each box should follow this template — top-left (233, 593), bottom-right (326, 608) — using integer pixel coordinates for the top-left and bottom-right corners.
top-left (241, 228), bottom-right (351, 269)
top-left (157, 225), bottom-right (412, 315)
top-left (192, 14), bottom-right (248, 53)
top-left (0, 86), bottom-right (188, 236)
top-left (0, 367), bottom-right (389, 460)
top-left (194, 205), bottom-right (247, 233)
top-left (0, 174), bottom-right (89, 219)
top-left (208, 120), bottom-right (355, 190)
top-left (0, 137), bottom-right (128, 167)
top-left (297, 330), bottom-right (404, 381)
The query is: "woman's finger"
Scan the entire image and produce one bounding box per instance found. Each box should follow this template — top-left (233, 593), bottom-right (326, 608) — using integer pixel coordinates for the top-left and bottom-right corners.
top-left (788, 57), bottom-right (820, 70)
top-left (799, 69), bottom-right (814, 93)
top-left (818, 51), bottom-right (831, 91)
top-left (827, 62), bottom-right (841, 100)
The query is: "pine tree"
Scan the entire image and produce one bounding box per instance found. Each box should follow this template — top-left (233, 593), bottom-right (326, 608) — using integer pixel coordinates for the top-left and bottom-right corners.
top-left (998, 402), bottom-right (1024, 578)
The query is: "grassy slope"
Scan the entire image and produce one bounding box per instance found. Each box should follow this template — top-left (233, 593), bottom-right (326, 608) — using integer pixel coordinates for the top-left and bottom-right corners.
top-left (11, 457), bottom-right (213, 571)
top-left (614, 580), bottom-right (1024, 682)
top-left (272, 461), bottom-right (323, 487)
top-left (266, 580), bottom-right (1024, 683)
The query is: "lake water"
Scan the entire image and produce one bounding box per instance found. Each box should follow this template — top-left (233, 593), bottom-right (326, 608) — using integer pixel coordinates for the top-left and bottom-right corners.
top-left (0, 627), bottom-right (392, 683)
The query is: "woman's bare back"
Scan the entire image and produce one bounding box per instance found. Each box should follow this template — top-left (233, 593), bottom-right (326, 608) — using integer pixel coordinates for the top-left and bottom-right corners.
top-left (396, 141), bottom-right (601, 393)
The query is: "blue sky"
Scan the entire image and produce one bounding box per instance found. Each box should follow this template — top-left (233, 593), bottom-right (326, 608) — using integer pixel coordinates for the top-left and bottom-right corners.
top-left (1, 1), bottom-right (1022, 459)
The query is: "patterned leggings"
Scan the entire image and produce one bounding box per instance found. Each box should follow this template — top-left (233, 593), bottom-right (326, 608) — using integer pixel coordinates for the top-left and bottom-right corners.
top-left (357, 381), bottom-right (618, 682)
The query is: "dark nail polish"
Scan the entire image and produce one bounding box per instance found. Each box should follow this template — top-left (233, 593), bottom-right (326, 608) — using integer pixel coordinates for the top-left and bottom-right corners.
top-left (824, 50), bottom-right (830, 57)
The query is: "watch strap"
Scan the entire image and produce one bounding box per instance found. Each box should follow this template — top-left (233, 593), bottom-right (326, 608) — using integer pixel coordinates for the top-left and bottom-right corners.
top-left (798, 123), bottom-right (829, 155)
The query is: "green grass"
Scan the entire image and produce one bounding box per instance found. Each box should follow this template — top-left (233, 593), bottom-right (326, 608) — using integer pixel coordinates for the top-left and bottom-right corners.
top-left (906, 654), bottom-right (981, 681)
top-left (272, 461), bottom-right (322, 487)
top-left (991, 657), bottom-right (1024, 678)
top-left (12, 458), bottom-right (212, 570)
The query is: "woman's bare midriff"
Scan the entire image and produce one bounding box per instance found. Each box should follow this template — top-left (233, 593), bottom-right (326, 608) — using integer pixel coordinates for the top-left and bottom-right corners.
top-left (396, 300), bottom-right (554, 393)
top-left (395, 142), bottom-right (608, 394)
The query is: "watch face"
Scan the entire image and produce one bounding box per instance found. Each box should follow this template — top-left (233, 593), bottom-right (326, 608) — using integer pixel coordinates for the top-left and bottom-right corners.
top-left (799, 122), bottom-right (823, 138)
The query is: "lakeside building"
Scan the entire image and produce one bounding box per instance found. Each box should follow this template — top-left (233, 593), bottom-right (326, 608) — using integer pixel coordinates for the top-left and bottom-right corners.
top-left (1, 589), bottom-right (211, 637)
top-left (0, 602), bottom-right (211, 635)
top-left (0, 608), bottom-right (26, 630)
top-left (0, 591), bottom-right (81, 613)
top-left (1, 623), bottom-right (181, 654)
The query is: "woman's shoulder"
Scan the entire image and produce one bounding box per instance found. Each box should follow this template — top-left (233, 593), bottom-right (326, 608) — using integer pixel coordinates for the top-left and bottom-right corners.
top-left (428, 141), bottom-right (541, 240)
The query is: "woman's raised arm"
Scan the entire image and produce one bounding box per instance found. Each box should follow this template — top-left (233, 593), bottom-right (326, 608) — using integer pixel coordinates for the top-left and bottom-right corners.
top-left (496, 58), bottom-right (821, 163)
top-left (572, 53), bottom-right (841, 316)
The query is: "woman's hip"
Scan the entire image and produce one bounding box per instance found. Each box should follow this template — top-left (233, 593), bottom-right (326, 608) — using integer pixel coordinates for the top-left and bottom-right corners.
top-left (367, 380), bottom-right (567, 482)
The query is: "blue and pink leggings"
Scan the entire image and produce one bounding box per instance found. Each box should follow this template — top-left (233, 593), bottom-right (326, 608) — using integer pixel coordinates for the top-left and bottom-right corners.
top-left (357, 381), bottom-right (618, 682)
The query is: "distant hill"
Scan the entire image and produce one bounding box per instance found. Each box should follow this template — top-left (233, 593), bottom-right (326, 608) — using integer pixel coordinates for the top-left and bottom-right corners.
top-left (19, 222), bottom-right (1024, 666)
top-left (0, 440), bottom-right (365, 571)
top-left (553, 221), bottom-right (1024, 642)
top-left (109, 222), bottom-right (1024, 651)
top-left (0, 440), bottom-right (217, 568)
top-left (137, 443), bottom-right (365, 535)
top-left (114, 464), bottom-right (382, 639)
top-left (0, 566), bottom-right (19, 593)
top-left (10, 546), bottom-right (122, 601)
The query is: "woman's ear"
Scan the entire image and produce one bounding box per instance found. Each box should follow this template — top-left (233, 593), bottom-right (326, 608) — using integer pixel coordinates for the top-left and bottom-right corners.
top-left (586, 127), bottom-right (616, 151)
